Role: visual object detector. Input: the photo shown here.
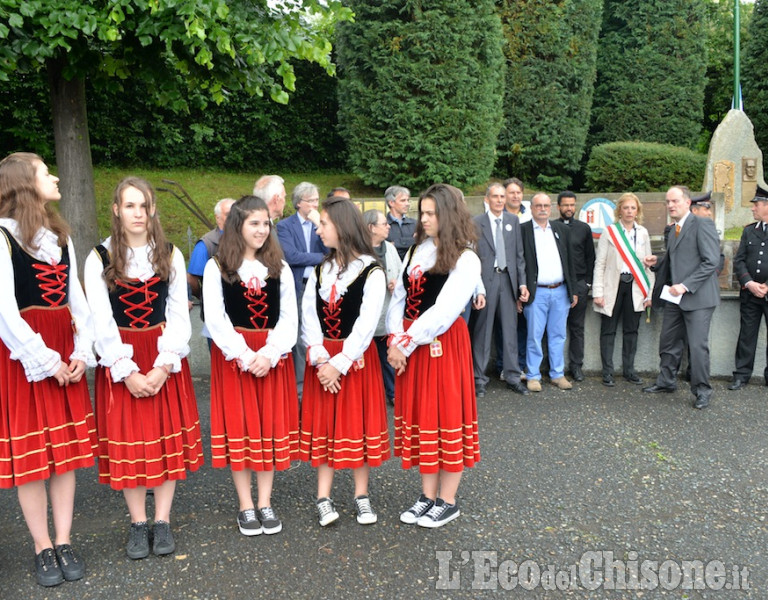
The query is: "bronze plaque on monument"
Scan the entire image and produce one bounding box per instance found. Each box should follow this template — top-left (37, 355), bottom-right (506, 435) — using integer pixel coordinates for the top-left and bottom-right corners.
top-left (742, 157), bottom-right (757, 207)
top-left (713, 160), bottom-right (735, 212)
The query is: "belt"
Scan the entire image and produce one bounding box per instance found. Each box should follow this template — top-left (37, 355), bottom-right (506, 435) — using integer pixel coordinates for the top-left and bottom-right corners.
top-left (539, 281), bottom-right (563, 289)
top-left (494, 267), bottom-right (507, 273)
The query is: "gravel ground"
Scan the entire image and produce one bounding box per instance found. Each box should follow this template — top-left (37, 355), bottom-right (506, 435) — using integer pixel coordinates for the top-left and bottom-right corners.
top-left (0, 374), bottom-right (765, 599)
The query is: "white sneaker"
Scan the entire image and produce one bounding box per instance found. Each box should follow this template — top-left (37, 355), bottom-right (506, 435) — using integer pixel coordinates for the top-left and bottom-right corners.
top-left (354, 495), bottom-right (378, 525)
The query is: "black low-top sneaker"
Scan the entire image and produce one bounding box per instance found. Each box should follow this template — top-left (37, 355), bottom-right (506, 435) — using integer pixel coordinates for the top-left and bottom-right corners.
top-left (316, 497), bottom-right (339, 527)
top-left (35, 548), bottom-right (64, 587)
top-left (400, 494), bottom-right (435, 524)
top-left (257, 507), bottom-right (282, 534)
top-left (126, 522), bottom-right (150, 560)
top-left (152, 521), bottom-right (175, 555)
top-left (55, 544), bottom-right (85, 581)
top-left (237, 508), bottom-right (263, 536)
top-left (417, 498), bottom-right (461, 528)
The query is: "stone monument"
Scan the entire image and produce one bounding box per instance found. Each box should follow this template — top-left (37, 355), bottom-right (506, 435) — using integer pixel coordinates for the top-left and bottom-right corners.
top-left (703, 109), bottom-right (765, 232)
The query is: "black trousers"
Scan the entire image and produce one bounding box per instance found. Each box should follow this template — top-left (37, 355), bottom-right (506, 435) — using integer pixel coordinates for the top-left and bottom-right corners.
top-left (733, 291), bottom-right (768, 382)
top-left (566, 279), bottom-right (589, 369)
top-left (599, 279), bottom-right (641, 377)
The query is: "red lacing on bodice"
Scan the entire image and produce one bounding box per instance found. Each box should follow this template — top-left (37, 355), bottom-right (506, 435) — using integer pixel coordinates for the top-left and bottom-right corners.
top-left (117, 277), bottom-right (160, 328)
top-left (405, 266), bottom-right (424, 320)
top-left (32, 262), bottom-right (68, 307)
top-left (243, 277), bottom-right (269, 329)
top-left (323, 282), bottom-right (342, 339)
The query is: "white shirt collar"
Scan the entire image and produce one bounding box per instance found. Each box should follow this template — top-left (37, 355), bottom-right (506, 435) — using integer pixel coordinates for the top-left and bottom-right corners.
top-left (318, 254), bottom-right (375, 302)
top-left (675, 211), bottom-right (691, 229)
top-left (0, 218), bottom-right (62, 264)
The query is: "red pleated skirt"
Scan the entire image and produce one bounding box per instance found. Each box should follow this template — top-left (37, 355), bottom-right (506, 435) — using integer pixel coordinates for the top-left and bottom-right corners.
top-left (299, 339), bottom-right (390, 469)
top-left (0, 306), bottom-right (97, 488)
top-left (94, 325), bottom-right (203, 490)
top-left (210, 329), bottom-right (299, 471)
top-left (395, 317), bottom-right (480, 473)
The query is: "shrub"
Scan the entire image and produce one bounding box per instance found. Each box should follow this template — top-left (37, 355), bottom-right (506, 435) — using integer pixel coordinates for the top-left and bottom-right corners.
top-left (743, 0), bottom-right (768, 156)
top-left (589, 0), bottom-right (707, 150)
top-left (495, 0), bottom-right (603, 190)
top-left (584, 141), bottom-right (706, 191)
top-left (336, 0), bottom-right (505, 191)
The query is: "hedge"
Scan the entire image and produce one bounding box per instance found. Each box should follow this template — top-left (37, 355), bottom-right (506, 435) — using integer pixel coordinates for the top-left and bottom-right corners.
top-left (584, 141), bottom-right (706, 192)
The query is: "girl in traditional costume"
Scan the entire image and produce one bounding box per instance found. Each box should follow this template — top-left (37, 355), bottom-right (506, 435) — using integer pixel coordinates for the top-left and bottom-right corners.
top-left (203, 195), bottom-right (299, 536)
top-left (84, 177), bottom-right (203, 559)
top-left (0, 152), bottom-right (97, 586)
top-left (387, 183), bottom-right (482, 528)
top-left (299, 197), bottom-right (389, 526)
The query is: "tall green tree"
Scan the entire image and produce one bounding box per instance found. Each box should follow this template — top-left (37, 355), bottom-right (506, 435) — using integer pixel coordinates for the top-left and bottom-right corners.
top-left (0, 0), bottom-right (350, 263)
top-left (336, 0), bottom-right (505, 191)
top-left (589, 0), bottom-right (708, 151)
top-left (702, 0), bottom-right (752, 150)
top-left (495, 0), bottom-right (602, 190)
top-left (743, 0), bottom-right (768, 154)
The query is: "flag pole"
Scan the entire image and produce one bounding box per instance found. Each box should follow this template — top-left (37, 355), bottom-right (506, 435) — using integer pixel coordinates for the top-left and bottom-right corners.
top-left (734, 0), bottom-right (742, 110)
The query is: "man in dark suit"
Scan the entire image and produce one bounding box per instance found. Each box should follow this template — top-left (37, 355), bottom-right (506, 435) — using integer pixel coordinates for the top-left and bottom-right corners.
top-left (519, 193), bottom-right (577, 392)
top-left (642, 186), bottom-right (720, 409)
top-left (557, 190), bottom-right (595, 382)
top-left (729, 184), bottom-right (768, 390)
top-left (276, 182), bottom-right (327, 398)
top-left (470, 183), bottom-right (529, 397)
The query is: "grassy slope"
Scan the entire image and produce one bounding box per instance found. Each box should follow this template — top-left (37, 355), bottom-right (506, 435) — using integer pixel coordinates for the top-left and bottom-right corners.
top-left (96, 168), bottom-right (745, 254)
top-left (93, 168), bottom-right (383, 256)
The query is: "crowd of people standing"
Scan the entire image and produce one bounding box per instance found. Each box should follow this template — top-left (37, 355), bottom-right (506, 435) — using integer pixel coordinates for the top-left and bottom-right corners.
top-left (0, 151), bottom-right (764, 588)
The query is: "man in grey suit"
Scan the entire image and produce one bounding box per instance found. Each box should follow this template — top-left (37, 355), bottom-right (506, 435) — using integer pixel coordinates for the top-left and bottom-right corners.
top-left (470, 183), bottom-right (530, 397)
top-left (642, 185), bottom-right (721, 409)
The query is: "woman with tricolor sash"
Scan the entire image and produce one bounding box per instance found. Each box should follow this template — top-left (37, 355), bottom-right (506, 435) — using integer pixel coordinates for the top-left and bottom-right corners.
top-left (592, 192), bottom-right (655, 387)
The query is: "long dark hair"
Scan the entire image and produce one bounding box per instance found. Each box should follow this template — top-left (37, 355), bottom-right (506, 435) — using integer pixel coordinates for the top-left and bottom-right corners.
top-left (217, 195), bottom-right (284, 283)
top-left (321, 196), bottom-right (375, 274)
top-left (103, 177), bottom-right (172, 290)
top-left (415, 183), bottom-right (477, 273)
top-left (0, 152), bottom-right (70, 249)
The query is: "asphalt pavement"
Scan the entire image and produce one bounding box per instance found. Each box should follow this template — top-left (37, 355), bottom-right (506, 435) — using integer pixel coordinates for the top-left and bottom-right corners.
top-left (1, 373), bottom-right (766, 599)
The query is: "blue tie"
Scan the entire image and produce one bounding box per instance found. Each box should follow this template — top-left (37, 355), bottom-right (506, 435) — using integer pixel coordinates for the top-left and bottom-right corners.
top-left (303, 219), bottom-right (312, 252)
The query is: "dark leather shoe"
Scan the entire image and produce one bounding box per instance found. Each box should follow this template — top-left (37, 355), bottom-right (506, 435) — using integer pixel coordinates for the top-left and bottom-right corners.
top-left (570, 366), bottom-right (584, 382)
top-left (642, 384), bottom-right (676, 394)
top-left (602, 374), bottom-right (615, 387)
top-left (693, 393), bottom-right (711, 409)
top-left (624, 373), bottom-right (643, 385)
top-left (728, 379), bottom-right (747, 391)
top-left (506, 381), bottom-right (529, 396)
top-left (476, 386), bottom-right (486, 399)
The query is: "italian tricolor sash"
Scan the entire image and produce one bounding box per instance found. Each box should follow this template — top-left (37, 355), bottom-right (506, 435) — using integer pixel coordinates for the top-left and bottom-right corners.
top-left (606, 223), bottom-right (651, 298)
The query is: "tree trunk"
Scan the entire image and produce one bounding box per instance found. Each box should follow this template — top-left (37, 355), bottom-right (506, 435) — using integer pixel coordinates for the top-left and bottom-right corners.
top-left (47, 57), bottom-right (98, 278)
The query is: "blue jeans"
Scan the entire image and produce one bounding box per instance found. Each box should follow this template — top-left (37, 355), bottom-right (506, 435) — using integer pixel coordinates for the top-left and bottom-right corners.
top-left (523, 285), bottom-right (570, 380)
